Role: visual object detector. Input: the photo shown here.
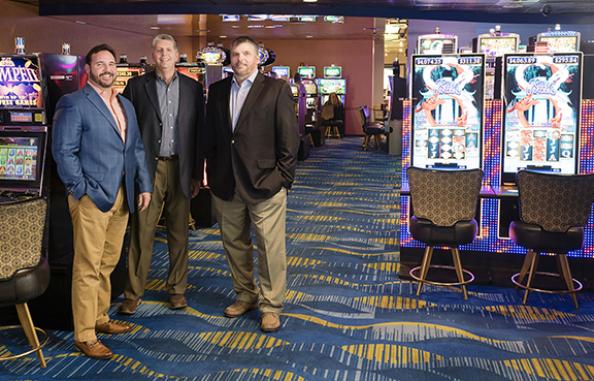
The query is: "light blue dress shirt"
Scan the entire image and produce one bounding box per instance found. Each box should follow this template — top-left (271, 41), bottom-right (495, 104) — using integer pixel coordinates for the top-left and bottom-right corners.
top-left (230, 70), bottom-right (258, 131)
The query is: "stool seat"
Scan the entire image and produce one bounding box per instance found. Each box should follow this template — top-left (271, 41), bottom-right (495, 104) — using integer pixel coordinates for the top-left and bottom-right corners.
top-left (510, 221), bottom-right (583, 253)
top-left (411, 217), bottom-right (477, 247)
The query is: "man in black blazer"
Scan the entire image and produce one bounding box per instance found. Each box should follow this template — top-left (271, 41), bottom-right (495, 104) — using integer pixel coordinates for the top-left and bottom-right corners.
top-left (119, 34), bottom-right (204, 314)
top-left (204, 36), bottom-right (299, 332)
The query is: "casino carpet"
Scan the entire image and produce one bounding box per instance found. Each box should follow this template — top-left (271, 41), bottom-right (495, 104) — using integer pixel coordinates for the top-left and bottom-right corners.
top-left (2, 137), bottom-right (594, 381)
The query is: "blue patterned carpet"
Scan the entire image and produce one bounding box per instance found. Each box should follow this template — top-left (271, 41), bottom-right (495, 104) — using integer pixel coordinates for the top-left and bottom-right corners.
top-left (2, 137), bottom-right (594, 381)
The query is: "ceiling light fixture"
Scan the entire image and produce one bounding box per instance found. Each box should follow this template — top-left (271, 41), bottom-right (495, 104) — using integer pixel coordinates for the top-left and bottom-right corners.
top-left (303, 0), bottom-right (318, 3)
top-left (150, 26), bottom-right (160, 30)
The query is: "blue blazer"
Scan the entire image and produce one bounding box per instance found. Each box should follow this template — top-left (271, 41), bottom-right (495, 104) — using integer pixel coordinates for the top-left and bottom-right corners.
top-left (52, 84), bottom-right (152, 213)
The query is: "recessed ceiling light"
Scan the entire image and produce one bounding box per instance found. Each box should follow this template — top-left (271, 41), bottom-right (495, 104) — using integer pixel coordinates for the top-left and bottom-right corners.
top-left (306, 35), bottom-right (314, 38)
top-left (150, 26), bottom-right (160, 30)
top-left (219, 35), bottom-right (227, 38)
top-left (75, 20), bottom-right (87, 25)
top-left (303, 0), bottom-right (318, 3)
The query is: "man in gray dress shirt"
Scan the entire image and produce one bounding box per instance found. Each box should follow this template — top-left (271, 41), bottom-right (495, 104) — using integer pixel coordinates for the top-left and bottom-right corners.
top-left (119, 34), bottom-right (205, 313)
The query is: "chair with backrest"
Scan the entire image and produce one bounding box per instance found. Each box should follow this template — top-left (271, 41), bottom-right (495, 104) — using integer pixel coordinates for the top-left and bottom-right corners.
top-left (510, 170), bottom-right (594, 308)
top-left (358, 105), bottom-right (385, 150)
top-left (0, 197), bottom-right (50, 368)
top-left (407, 167), bottom-right (483, 299)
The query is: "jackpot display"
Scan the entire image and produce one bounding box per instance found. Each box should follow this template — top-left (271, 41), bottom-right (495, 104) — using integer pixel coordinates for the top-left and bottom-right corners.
top-left (411, 54), bottom-right (485, 169)
top-left (0, 55), bottom-right (43, 109)
top-left (502, 53), bottom-right (582, 182)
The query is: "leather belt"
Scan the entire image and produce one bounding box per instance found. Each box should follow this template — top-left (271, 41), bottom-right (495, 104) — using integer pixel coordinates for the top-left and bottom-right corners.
top-left (157, 155), bottom-right (178, 161)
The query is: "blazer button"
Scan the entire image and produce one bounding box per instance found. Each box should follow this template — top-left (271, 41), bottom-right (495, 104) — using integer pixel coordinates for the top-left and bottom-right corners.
top-left (231, 139), bottom-right (235, 144)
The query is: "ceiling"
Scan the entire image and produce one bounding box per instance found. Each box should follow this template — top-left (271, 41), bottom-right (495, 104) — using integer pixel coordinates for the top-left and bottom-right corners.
top-left (32, 0), bottom-right (594, 24)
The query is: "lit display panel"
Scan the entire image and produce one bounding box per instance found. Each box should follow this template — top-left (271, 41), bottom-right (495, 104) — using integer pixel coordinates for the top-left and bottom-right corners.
top-left (411, 54), bottom-right (484, 170)
top-left (501, 53), bottom-right (582, 183)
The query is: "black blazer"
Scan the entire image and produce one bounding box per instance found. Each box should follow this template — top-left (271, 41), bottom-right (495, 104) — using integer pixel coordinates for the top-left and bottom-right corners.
top-left (123, 70), bottom-right (205, 198)
top-left (204, 73), bottom-right (300, 203)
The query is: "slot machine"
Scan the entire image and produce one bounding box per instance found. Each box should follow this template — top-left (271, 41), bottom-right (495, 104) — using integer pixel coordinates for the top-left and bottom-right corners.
top-left (474, 25), bottom-right (520, 99)
top-left (318, 65), bottom-right (346, 106)
top-left (198, 44), bottom-right (226, 88)
top-left (113, 55), bottom-right (145, 94)
top-left (297, 65), bottom-right (318, 112)
top-left (0, 53), bottom-right (48, 201)
top-left (417, 28), bottom-right (458, 55)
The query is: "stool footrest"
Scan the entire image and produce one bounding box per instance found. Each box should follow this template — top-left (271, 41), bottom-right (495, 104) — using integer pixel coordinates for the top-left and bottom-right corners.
top-left (410, 264), bottom-right (475, 287)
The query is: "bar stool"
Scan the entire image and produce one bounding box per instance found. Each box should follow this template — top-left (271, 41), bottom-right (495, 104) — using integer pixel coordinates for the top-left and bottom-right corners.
top-left (407, 167), bottom-right (482, 299)
top-left (510, 170), bottom-right (594, 308)
top-left (0, 198), bottom-right (50, 368)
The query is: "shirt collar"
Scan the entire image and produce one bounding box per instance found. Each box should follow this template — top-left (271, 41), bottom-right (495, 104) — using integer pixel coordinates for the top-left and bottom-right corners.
top-left (232, 70), bottom-right (258, 88)
top-left (156, 70), bottom-right (178, 84)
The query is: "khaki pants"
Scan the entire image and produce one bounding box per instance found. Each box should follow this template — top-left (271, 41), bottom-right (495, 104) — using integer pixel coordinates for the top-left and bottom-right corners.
top-left (69, 187), bottom-right (128, 342)
top-left (212, 188), bottom-right (287, 313)
top-left (125, 159), bottom-right (190, 300)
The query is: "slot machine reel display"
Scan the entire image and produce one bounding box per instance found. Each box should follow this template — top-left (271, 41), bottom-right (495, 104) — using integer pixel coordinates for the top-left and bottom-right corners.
top-left (411, 54), bottom-right (484, 170)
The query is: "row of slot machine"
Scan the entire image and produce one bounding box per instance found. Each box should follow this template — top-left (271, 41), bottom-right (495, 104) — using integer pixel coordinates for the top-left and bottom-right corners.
top-left (400, 26), bottom-right (594, 275)
top-left (278, 65), bottom-right (347, 120)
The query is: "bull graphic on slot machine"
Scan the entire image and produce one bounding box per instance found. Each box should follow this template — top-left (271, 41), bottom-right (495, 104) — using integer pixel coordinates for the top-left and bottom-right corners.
top-left (507, 61), bottom-right (572, 130)
top-left (415, 62), bottom-right (478, 128)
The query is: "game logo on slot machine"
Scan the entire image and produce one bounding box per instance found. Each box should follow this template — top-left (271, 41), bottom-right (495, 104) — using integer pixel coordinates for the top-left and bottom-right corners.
top-left (475, 31), bottom-right (520, 99)
top-left (0, 55), bottom-right (45, 125)
top-left (411, 54), bottom-right (485, 170)
top-left (501, 53), bottom-right (583, 184)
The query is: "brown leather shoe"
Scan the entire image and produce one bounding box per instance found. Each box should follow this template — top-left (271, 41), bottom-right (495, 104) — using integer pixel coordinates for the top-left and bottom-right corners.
top-left (169, 294), bottom-right (188, 310)
top-left (74, 340), bottom-right (113, 359)
top-left (96, 320), bottom-right (132, 334)
top-left (118, 298), bottom-right (140, 315)
top-left (224, 300), bottom-right (257, 318)
top-left (260, 312), bottom-right (281, 333)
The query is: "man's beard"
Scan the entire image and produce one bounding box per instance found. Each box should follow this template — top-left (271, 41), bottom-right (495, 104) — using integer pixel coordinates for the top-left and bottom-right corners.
top-left (91, 71), bottom-right (115, 89)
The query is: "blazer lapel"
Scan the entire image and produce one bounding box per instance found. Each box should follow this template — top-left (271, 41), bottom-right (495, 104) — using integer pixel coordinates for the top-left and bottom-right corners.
top-left (235, 73), bottom-right (264, 131)
top-left (83, 85), bottom-right (120, 138)
top-left (222, 77), bottom-right (232, 133)
top-left (144, 71), bottom-right (162, 122)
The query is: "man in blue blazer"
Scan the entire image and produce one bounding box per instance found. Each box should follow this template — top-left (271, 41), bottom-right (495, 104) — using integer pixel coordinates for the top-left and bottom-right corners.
top-left (52, 44), bottom-right (152, 360)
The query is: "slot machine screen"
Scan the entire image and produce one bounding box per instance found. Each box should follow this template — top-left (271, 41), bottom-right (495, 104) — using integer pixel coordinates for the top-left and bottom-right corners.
top-left (411, 54), bottom-right (485, 170)
top-left (418, 35), bottom-right (458, 55)
top-left (537, 34), bottom-right (580, 53)
top-left (501, 53), bottom-right (582, 184)
top-left (317, 79), bottom-right (346, 95)
top-left (323, 66), bottom-right (342, 78)
top-left (0, 55), bottom-right (44, 109)
top-left (297, 66), bottom-right (316, 79)
top-left (0, 127), bottom-right (47, 194)
top-left (477, 35), bottom-right (519, 57)
top-left (113, 65), bottom-right (143, 94)
top-left (303, 82), bottom-right (317, 95)
top-left (271, 66), bottom-right (290, 81)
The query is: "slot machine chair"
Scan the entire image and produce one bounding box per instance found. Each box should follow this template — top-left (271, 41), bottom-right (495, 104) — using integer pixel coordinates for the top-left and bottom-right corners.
top-left (510, 170), bottom-right (594, 308)
top-left (407, 167), bottom-right (482, 300)
top-left (358, 106), bottom-right (385, 150)
top-left (0, 198), bottom-right (50, 368)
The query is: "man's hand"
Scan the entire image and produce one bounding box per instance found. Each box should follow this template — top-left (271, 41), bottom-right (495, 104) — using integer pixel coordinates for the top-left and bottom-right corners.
top-left (137, 192), bottom-right (152, 212)
top-left (191, 179), bottom-right (201, 198)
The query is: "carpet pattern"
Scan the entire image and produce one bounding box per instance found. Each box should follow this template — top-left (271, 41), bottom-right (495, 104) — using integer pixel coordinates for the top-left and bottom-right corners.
top-left (1, 138), bottom-right (594, 381)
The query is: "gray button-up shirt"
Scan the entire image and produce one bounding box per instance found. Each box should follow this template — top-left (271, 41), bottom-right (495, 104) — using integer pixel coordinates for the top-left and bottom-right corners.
top-left (156, 72), bottom-right (180, 157)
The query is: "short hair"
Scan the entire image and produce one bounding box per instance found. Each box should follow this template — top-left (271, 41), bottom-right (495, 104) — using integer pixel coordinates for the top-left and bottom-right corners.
top-left (152, 34), bottom-right (178, 50)
top-left (230, 36), bottom-right (259, 53)
top-left (85, 44), bottom-right (116, 65)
